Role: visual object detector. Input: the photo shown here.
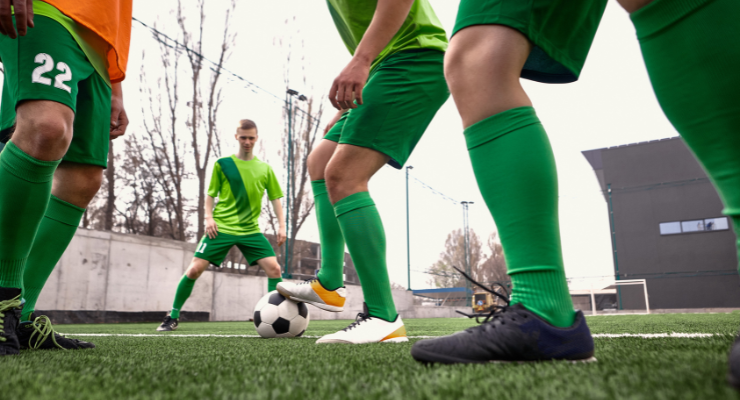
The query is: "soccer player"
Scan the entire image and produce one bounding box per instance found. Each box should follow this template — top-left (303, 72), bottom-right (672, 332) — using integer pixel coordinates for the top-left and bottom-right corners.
top-left (157, 120), bottom-right (286, 332)
top-left (412, 0), bottom-right (740, 373)
top-left (276, 0), bottom-right (449, 344)
top-left (0, 0), bottom-right (132, 354)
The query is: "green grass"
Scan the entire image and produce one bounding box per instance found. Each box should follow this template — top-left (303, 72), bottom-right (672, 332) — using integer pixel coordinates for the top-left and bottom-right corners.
top-left (4, 314), bottom-right (740, 400)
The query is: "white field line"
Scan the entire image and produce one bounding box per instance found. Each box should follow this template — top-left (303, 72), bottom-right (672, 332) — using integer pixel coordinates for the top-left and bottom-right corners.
top-left (58, 332), bottom-right (722, 339)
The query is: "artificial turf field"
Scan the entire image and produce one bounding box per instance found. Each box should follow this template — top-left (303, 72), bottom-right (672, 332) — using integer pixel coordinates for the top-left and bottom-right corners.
top-left (3, 314), bottom-right (740, 400)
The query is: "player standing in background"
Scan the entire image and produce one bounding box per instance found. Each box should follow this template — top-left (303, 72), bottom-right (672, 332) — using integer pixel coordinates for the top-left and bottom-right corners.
top-left (157, 120), bottom-right (286, 332)
top-left (277, 0), bottom-right (449, 344)
top-left (0, 0), bottom-right (132, 354)
top-left (412, 0), bottom-right (740, 378)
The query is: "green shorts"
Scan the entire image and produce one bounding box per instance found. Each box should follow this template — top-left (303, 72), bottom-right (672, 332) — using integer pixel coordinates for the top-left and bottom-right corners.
top-left (453, 0), bottom-right (608, 84)
top-left (323, 49), bottom-right (449, 169)
top-left (194, 232), bottom-right (276, 267)
top-left (0, 15), bottom-right (111, 167)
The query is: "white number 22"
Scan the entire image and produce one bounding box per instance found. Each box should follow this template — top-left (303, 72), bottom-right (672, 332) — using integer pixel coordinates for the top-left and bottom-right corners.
top-left (31, 53), bottom-right (72, 93)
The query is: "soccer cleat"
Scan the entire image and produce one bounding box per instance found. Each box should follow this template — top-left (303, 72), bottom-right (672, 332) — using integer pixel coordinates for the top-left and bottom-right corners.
top-left (727, 332), bottom-right (740, 389)
top-left (277, 279), bottom-right (346, 312)
top-left (411, 267), bottom-right (594, 364)
top-left (0, 289), bottom-right (22, 356)
top-left (17, 314), bottom-right (95, 350)
top-left (316, 303), bottom-right (408, 344)
top-left (157, 315), bottom-right (179, 332)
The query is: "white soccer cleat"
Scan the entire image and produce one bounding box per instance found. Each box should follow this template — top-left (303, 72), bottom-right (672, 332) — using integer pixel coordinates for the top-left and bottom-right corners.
top-left (277, 279), bottom-right (346, 312)
top-left (316, 304), bottom-right (408, 344)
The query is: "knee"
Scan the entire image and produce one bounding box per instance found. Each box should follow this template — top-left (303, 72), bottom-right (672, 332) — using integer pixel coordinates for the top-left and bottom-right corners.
top-left (78, 169), bottom-right (103, 200)
top-left (186, 259), bottom-right (207, 279)
top-left (265, 261), bottom-right (281, 278)
top-left (18, 112), bottom-right (72, 146)
top-left (324, 165), bottom-right (346, 195)
top-left (307, 151), bottom-right (324, 181)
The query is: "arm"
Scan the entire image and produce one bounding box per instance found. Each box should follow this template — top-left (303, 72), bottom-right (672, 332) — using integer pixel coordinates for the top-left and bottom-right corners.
top-left (329, 0), bottom-right (415, 110)
top-left (110, 82), bottom-right (129, 140)
top-left (0, 0), bottom-right (33, 39)
top-left (271, 198), bottom-right (287, 247)
top-left (204, 196), bottom-right (218, 239)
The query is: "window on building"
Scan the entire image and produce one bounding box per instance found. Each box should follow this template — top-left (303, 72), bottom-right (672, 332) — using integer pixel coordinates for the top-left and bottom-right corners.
top-left (660, 217), bottom-right (729, 235)
top-left (681, 220), bottom-right (705, 233)
top-left (659, 222), bottom-right (682, 235)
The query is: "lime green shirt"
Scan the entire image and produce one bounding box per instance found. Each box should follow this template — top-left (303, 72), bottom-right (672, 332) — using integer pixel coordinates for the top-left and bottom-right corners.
top-left (207, 155), bottom-right (283, 236)
top-left (326, 0), bottom-right (448, 71)
top-left (33, 1), bottom-right (111, 86)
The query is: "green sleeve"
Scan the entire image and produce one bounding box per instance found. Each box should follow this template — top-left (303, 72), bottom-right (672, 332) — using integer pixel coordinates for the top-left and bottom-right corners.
top-left (266, 166), bottom-right (284, 201)
top-left (207, 162), bottom-right (223, 198)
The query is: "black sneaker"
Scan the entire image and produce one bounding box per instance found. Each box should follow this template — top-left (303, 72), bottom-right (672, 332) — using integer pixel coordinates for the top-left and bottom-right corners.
top-left (157, 315), bottom-right (178, 332)
top-left (17, 314), bottom-right (95, 350)
top-left (411, 267), bottom-right (595, 364)
top-left (727, 333), bottom-right (740, 389)
top-left (0, 288), bottom-right (22, 356)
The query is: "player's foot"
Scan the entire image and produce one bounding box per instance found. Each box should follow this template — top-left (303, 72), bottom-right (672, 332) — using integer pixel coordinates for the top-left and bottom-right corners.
top-left (727, 331), bottom-right (740, 389)
top-left (411, 268), bottom-right (594, 364)
top-left (0, 288), bottom-right (22, 356)
top-left (157, 315), bottom-right (179, 332)
top-left (316, 303), bottom-right (408, 344)
top-left (17, 314), bottom-right (95, 350)
top-left (277, 279), bottom-right (346, 312)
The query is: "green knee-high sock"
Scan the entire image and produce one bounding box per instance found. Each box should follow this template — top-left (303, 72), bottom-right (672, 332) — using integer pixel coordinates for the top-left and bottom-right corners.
top-left (334, 192), bottom-right (397, 321)
top-left (268, 277), bottom-right (282, 292)
top-left (0, 142), bottom-right (60, 289)
top-left (466, 107), bottom-right (574, 328)
top-left (312, 180), bottom-right (346, 290)
top-left (21, 195), bottom-right (85, 321)
top-left (170, 275), bottom-right (196, 319)
top-left (632, 0), bottom-right (740, 272)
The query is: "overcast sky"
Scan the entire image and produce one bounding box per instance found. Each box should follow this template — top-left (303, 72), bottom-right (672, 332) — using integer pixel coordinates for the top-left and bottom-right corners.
top-left (120, 0), bottom-right (679, 290)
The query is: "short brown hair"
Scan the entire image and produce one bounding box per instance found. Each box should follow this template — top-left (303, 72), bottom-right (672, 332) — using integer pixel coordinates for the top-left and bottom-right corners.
top-left (238, 119), bottom-right (257, 132)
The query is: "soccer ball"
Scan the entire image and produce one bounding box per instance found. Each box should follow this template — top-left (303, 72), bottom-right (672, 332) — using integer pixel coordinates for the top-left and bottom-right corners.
top-left (253, 291), bottom-right (310, 338)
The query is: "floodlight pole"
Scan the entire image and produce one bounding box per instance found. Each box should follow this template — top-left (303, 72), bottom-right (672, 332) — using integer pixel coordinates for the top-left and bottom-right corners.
top-left (406, 165), bottom-right (413, 291)
top-left (283, 89), bottom-right (302, 279)
top-left (607, 184), bottom-right (622, 310)
top-left (462, 201), bottom-right (474, 307)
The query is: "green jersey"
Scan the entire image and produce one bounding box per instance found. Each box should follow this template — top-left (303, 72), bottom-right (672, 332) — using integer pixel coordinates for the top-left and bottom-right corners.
top-left (207, 155), bottom-right (283, 236)
top-left (326, 0), bottom-right (448, 71)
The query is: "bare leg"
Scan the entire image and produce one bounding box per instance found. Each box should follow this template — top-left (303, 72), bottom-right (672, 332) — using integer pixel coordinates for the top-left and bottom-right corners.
top-left (325, 144), bottom-right (388, 203)
top-left (256, 256), bottom-right (282, 279)
top-left (184, 258), bottom-right (211, 279)
top-left (617, 0), bottom-right (654, 13)
top-left (307, 139), bottom-right (338, 181)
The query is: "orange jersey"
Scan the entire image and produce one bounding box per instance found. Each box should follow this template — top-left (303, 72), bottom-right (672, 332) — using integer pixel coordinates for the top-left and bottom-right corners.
top-left (41, 0), bottom-right (133, 83)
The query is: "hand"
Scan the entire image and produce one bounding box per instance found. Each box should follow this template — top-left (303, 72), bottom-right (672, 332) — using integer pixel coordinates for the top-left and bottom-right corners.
top-left (277, 226), bottom-right (287, 247)
top-left (0, 0), bottom-right (33, 39)
top-left (110, 83), bottom-right (128, 140)
top-left (205, 217), bottom-right (218, 239)
top-left (329, 57), bottom-right (371, 110)
top-left (324, 109), bottom-right (347, 135)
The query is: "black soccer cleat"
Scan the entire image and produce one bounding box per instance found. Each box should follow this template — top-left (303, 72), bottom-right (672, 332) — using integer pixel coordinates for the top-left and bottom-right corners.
top-left (157, 315), bottom-right (179, 332)
top-left (727, 332), bottom-right (740, 390)
top-left (411, 267), bottom-right (595, 364)
top-left (0, 288), bottom-right (22, 356)
top-left (17, 314), bottom-right (95, 350)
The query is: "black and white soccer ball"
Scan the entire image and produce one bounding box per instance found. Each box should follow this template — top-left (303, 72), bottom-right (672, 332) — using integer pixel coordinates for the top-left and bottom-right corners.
top-left (253, 291), bottom-right (310, 338)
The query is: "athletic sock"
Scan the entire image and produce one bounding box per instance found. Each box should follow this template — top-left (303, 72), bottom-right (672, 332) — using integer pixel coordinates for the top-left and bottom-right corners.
top-left (21, 195), bottom-right (84, 321)
top-left (170, 275), bottom-right (196, 319)
top-left (465, 107), bottom-right (574, 328)
top-left (0, 142), bottom-right (60, 289)
top-left (312, 180), bottom-right (345, 291)
top-left (334, 192), bottom-right (397, 321)
top-left (631, 0), bottom-right (740, 272)
top-left (268, 277), bottom-right (282, 292)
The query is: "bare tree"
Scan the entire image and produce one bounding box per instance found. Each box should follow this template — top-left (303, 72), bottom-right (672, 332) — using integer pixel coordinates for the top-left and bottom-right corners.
top-left (427, 228), bottom-right (484, 288)
top-left (478, 232), bottom-right (509, 285)
top-left (104, 141), bottom-right (116, 230)
top-left (178, 0), bottom-right (234, 240)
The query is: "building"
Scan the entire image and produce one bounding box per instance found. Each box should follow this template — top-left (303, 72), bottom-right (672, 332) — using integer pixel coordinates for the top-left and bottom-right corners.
top-left (583, 137), bottom-right (740, 309)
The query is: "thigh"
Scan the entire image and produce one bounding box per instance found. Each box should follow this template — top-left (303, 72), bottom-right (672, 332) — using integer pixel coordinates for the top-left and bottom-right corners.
top-left (194, 233), bottom-right (237, 266)
top-left (236, 233), bottom-right (276, 266)
top-left (65, 71), bottom-right (111, 168)
top-left (339, 50), bottom-right (449, 169)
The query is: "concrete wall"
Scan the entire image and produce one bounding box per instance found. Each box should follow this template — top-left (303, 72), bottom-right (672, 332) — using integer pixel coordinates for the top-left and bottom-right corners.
top-left (37, 229), bottom-right (465, 321)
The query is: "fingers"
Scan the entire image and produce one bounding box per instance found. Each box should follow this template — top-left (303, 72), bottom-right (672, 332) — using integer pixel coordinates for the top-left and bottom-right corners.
top-left (339, 83), bottom-right (355, 110)
top-left (13, 0), bottom-right (27, 36)
top-left (25, 0), bottom-right (33, 28)
top-left (354, 82), bottom-right (363, 106)
top-left (0, 0), bottom-right (17, 39)
top-left (329, 81), bottom-right (340, 110)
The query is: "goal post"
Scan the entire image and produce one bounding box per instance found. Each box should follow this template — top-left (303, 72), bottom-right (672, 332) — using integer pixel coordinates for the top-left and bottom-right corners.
top-left (569, 278), bottom-right (650, 315)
